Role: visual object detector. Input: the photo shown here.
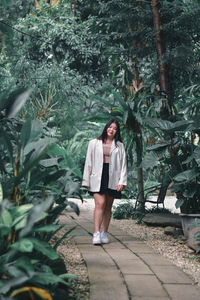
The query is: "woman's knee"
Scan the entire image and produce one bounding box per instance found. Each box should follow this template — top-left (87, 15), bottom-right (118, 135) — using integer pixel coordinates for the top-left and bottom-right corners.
top-left (94, 194), bottom-right (106, 210)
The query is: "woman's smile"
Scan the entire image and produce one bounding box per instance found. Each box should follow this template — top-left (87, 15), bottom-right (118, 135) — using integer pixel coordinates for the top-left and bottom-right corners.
top-left (107, 123), bottom-right (117, 137)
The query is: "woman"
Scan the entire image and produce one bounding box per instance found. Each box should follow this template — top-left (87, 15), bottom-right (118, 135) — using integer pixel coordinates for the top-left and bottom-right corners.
top-left (82, 119), bottom-right (127, 245)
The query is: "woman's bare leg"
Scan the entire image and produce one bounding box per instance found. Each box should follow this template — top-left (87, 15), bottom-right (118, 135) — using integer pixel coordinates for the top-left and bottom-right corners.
top-left (93, 193), bottom-right (106, 232)
top-left (102, 194), bottom-right (114, 232)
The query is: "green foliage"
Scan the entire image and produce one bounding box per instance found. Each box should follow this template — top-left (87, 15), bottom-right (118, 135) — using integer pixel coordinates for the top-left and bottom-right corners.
top-left (146, 206), bottom-right (172, 215)
top-left (112, 201), bottom-right (145, 223)
top-left (142, 116), bottom-right (200, 214)
top-left (112, 202), bottom-right (137, 220)
top-left (0, 87), bottom-right (81, 298)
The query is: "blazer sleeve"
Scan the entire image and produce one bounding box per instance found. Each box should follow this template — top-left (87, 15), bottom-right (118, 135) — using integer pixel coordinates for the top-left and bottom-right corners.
top-left (82, 140), bottom-right (93, 187)
top-left (118, 143), bottom-right (127, 186)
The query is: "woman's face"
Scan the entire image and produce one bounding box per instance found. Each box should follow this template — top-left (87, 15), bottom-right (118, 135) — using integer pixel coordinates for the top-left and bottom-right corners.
top-left (107, 122), bottom-right (118, 139)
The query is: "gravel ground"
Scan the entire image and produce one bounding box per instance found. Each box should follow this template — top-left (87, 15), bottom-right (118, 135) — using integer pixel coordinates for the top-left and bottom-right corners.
top-left (54, 226), bottom-right (90, 300)
top-left (54, 198), bottom-right (200, 299)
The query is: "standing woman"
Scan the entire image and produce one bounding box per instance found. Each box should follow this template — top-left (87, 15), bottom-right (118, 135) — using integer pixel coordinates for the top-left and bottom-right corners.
top-left (82, 120), bottom-right (127, 245)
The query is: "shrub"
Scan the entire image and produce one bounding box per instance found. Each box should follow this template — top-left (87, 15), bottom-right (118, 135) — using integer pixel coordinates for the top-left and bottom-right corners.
top-left (112, 202), bottom-right (145, 222)
top-left (0, 88), bottom-right (80, 299)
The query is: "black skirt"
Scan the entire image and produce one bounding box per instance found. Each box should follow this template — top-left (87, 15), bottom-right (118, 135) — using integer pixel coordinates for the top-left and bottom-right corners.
top-left (89, 163), bottom-right (121, 199)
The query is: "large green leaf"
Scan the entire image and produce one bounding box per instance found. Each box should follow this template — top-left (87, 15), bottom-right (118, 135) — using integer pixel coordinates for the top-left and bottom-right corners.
top-left (0, 208), bottom-right (12, 227)
top-left (33, 224), bottom-right (60, 233)
top-left (11, 204), bottom-right (33, 219)
top-left (141, 151), bottom-right (160, 169)
top-left (29, 119), bottom-right (43, 142)
top-left (174, 169), bottom-right (200, 182)
top-left (19, 197), bottom-right (53, 238)
top-left (21, 119), bottom-right (32, 150)
top-left (20, 118), bottom-right (43, 150)
top-left (175, 198), bottom-right (185, 209)
top-left (193, 147), bottom-right (200, 166)
top-left (147, 142), bottom-right (170, 151)
top-left (11, 238), bottom-right (34, 253)
top-left (31, 272), bottom-right (70, 287)
top-left (30, 238), bottom-right (59, 260)
top-left (145, 118), bottom-right (191, 132)
top-left (183, 188), bottom-right (197, 198)
top-left (39, 158), bottom-right (59, 168)
top-left (6, 88), bottom-right (32, 118)
top-left (112, 90), bottom-right (128, 111)
top-left (0, 224), bottom-right (10, 236)
top-left (23, 137), bottom-right (56, 156)
top-left (145, 118), bottom-right (173, 131)
top-left (14, 256), bottom-right (35, 273)
top-left (14, 142), bottom-right (55, 186)
top-left (12, 214), bottom-right (28, 231)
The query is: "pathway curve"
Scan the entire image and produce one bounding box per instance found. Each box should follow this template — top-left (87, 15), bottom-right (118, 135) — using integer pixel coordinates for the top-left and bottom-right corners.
top-left (60, 200), bottom-right (200, 300)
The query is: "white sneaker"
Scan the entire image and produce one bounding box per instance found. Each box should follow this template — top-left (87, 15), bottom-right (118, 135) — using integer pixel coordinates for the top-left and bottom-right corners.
top-left (92, 232), bottom-right (101, 245)
top-left (101, 232), bottom-right (109, 244)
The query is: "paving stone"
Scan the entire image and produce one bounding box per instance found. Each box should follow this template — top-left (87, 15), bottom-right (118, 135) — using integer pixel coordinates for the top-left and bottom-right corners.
top-left (77, 243), bottom-right (103, 253)
top-left (82, 249), bottom-right (129, 300)
top-left (90, 274), bottom-right (129, 300)
top-left (108, 226), bottom-right (128, 235)
top-left (81, 250), bottom-right (116, 269)
top-left (73, 235), bottom-right (92, 244)
top-left (139, 253), bottom-right (172, 266)
top-left (133, 297), bottom-right (170, 300)
top-left (116, 259), bottom-right (153, 275)
top-left (103, 241), bottom-right (126, 249)
top-left (124, 241), bottom-right (155, 253)
top-left (164, 284), bottom-right (200, 300)
top-left (151, 265), bottom-right (193, 284)
top-left (105, 248), bottom-right (139, 260)
top-left (125, 274), bottom-right (168, 297)
top-left (113, 235), bottom-right (142, 242)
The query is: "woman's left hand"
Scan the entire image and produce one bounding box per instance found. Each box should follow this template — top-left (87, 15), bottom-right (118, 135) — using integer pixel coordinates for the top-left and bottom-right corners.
top-left (117, 185), bottom-right (124, 192)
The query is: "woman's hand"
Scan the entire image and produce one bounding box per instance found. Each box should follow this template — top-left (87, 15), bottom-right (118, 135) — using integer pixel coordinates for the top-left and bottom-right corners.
top-left (117, 185), bottom-right (124, 192)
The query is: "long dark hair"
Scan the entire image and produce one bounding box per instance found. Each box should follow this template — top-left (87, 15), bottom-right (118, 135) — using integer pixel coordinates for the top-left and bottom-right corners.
top-left (97, 119), bottom-right (122, 144)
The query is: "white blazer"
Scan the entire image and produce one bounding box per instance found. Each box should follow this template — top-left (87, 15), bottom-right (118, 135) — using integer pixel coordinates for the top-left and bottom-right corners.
top-left (82, 139), bottom-right (127, 192)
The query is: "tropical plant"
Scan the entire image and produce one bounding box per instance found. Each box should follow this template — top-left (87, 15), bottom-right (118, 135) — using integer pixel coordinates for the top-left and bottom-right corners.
top-left (142, 116), bottom-right (200, 214)
top-left (0, 87), bottom-right (81, 299)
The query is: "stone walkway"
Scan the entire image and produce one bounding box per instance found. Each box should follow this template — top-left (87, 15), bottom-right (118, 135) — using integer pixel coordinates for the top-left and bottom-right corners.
top-left (61, 200), bottom-right (200, 300)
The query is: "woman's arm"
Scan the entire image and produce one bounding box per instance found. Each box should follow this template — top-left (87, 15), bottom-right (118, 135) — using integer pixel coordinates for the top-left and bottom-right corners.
top-left (118, 143), bottom-right (127, 187)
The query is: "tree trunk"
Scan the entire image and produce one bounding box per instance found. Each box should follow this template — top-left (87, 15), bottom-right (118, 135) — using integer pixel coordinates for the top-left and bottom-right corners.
top-left (152, 0), bottom-right (175, 204)
top-left (127, 18), bottom-right (145, 207)
top-left (152, 0), bottom-right (168, 94)
top-left (135, 133), bottom-right (145, 211)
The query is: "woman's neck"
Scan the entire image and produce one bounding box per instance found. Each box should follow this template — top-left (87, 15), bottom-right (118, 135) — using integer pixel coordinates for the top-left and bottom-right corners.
top-left (105, 137), bottom-right (113, 144)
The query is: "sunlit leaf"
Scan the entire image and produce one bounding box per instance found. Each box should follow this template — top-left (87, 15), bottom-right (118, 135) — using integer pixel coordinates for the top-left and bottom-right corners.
top-left (0, 208), bottom-right (12, 227)
top-left (11, 286), bottom-right (53, 300)
top-left (11, 238), bottom-right (34, 253)
top-left (6, 89), bottom-right (32, 118)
